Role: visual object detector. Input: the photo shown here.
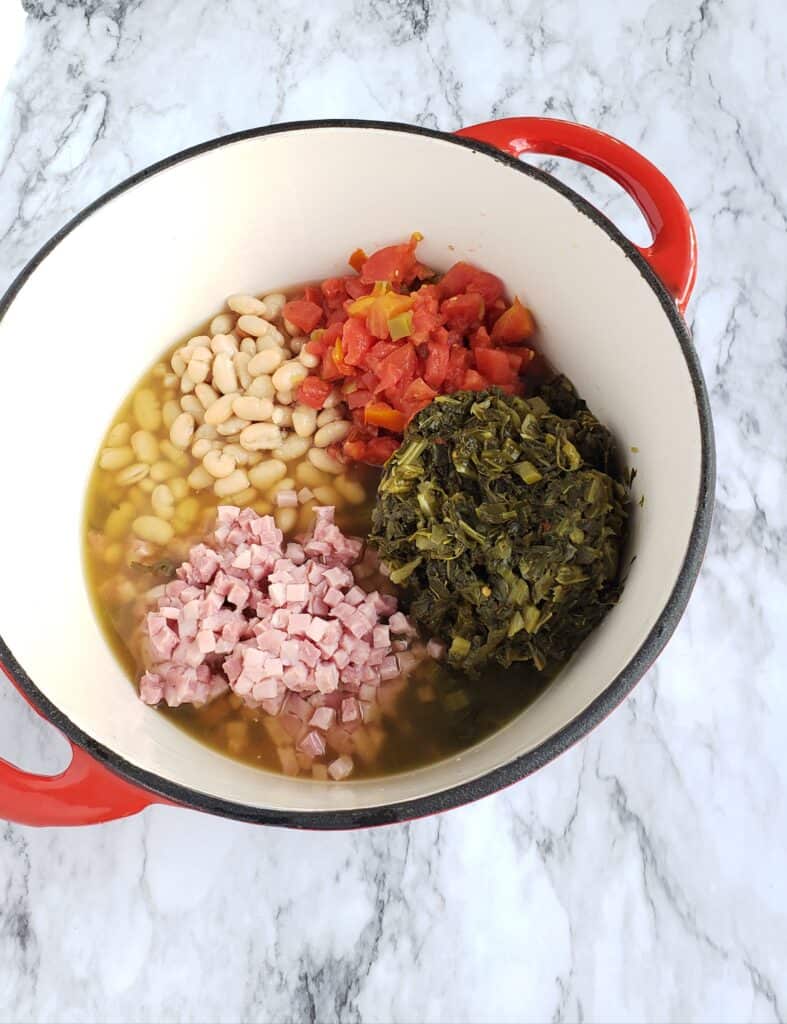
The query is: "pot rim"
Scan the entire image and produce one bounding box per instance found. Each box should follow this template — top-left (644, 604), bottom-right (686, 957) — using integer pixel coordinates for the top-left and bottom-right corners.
top-left (0, 118), bottom-right (715, 829)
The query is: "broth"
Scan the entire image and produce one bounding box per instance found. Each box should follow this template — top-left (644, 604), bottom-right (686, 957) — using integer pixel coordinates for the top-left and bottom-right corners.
top-left (83, 311), bottom-right (550, 780)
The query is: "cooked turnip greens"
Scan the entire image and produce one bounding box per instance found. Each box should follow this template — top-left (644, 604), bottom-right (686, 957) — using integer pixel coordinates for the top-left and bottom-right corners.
top-left (371, 379), bottom-right (628, 674)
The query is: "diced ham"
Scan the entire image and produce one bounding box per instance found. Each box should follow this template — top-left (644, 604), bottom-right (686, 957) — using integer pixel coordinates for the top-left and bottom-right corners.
top-left (138, 505), bottom-right (418, 781)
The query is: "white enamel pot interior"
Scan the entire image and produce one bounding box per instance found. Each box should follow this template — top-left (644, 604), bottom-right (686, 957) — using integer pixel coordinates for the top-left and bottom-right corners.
top-left (0, 121), bottom-right (713, 827)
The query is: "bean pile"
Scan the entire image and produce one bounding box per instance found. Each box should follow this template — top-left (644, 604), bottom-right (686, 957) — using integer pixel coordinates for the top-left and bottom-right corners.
top-left (94, 291), bottom-right (363, 551)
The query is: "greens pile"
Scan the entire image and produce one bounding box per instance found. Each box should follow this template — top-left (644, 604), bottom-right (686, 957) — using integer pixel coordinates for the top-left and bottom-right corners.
top-left (370, 379), bottom-right (628, 675)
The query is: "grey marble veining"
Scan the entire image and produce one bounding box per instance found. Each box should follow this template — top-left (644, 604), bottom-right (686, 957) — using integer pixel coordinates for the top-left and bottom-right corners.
top-left (0, 1), bottom-right (785, 1021)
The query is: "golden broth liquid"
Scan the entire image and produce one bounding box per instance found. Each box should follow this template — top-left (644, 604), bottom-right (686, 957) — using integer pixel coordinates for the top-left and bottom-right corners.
top-left (83, 303), bottom-right (550, 780)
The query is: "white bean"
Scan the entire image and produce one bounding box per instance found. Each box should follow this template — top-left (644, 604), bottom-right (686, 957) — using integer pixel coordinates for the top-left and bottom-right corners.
top-left (272, 405), bottom-right (293, 428)
top-left (116, 462), bottom-right (149, 486)
top-left (314, 420), bottom-right (351, 448)
top-left (248, 348), bottom-right (284, 376)
top-left (322, 388), bottom-right (342, 409)
top-left (234, 351), bottom-right (253, 389)
top-left (292, 405), bottom-right (318, 438)
top-left (316, 406), bottom-right (342, 427)
top-left (211, 333), bottom-right (238, 356)
top-left (150, 460), bottom-right (177, 482)
top-left (99, 446), bottom-right (134, 471)
top-left (236, 314), bottom-right (272, 337)
top-left (204, 394), bottom-right (235, 425)
top-left (276, 390), bottom-right (294, 406)
top-left (187, 352), bottom-right (211, 384)
top-left (239, 422), bottom-right (282, 451)
top-left (203, 449), bottom-right (237, 478)
top-left (289, 337), bottom-right (302, 355)
top-left (214, 469), bottom-right (250, 497)
top-left (307, 447), bottom-right (345, 474)
top-left (194, 422), bottom-right (219, 440)
top-left (138, 477), bottom-right (155, 494)
top-left (299, 349), bottom-right (320, 369)
top-left (171, 350), bottom-right (187, 375)
top-left (107, 422), bottom-right (131, 447)
top-left (283, 317), bottom-right (298, 336)
top-left (179, 372), bottom-right (196, 394)
top-left (223, 443), bottom-right (252, 467)
top-left (240, 337), bottom-right (257, 357)
top-left (191, 437), bottom-right (215, 459)
top-left (227, 294), bottom-right (267, 316)
top-left (210, 313), bottom-right (236, 335)
top-left (195, 382), bottom-right (219, 409)
top-left (132, 515), bottom-right (174, 545)
top-left (256, 333), bottom-right (284, 352)
top-left (226, 486), bottom-right (258, 506)
top-left (272, 360), bottom-right (308, 392)
top-left (130, 430), bottom-right (159, 464)
top-left (270, 476), bottom-right (296, 497)
top-left (162, 399), bottom-right (181, 429)
top-left (180, 395), bottom-right (204, 422)
top-left (295, 462), bottom-right (328, 488)
top-left (273, 433), bottom-right (311, 462)
top-left (169, 477), bottom-right (189, 501)
top-left (335, 474), bottom-right (366, 505)
top-left (187, 465), bottom-right (213, 490)
top-left (246, 375), bottom-right (274, 399)
top-left (313, 485), bottom-right (339, 505)
top-left (132, 389), bottom-right (161, 431)
top-left (275, 506), bottom-right (298, 532)
top-left (232, 395), bottom-right (273, 421)
top-left (170, 412), bottom-right (196, 450)
top-left (151, 484), bottom-right (175, 520)
top-left (262, 292), bottom-right (287, 319)
top-left (212, 352), bottom-right (237, 394)
top-left (186, 335), bottom-right (211, 353)
top-left (248, 459), bottom-right (288, 490)
top-left (217, 416), bottom-right (249, 437)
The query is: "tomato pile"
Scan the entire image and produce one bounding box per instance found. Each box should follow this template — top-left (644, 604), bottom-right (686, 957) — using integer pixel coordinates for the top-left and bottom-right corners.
top-left (290, 234), bottom-right (537, 465)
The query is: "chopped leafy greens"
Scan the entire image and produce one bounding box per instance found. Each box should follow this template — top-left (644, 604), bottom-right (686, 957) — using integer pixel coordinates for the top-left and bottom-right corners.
top-left (370, 380), bottom-right (629, 675)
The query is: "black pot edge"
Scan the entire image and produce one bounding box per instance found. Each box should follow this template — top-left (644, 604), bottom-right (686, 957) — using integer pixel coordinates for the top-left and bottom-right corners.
top-left (0, 118), bottom-right (716, 830)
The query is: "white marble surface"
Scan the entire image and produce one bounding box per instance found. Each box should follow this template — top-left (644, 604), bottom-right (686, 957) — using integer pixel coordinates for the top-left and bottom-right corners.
top-left (0, 1), bottom-right (785, 1021)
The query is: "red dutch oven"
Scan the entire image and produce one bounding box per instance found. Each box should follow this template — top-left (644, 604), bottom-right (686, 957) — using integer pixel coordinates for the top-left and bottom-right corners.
top-left (0, 118), bottom-right (713, 828)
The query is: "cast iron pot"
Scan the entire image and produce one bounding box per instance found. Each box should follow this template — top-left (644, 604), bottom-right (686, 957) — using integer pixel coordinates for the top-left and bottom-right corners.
top-left (0, 117), bottom-right (714, 828)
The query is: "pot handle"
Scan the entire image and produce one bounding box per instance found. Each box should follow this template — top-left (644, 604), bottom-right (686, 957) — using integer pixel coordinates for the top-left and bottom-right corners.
top-left (456, 117), bottom-right (697, 312)
top-left (0, 668), bottom-right (161, 826)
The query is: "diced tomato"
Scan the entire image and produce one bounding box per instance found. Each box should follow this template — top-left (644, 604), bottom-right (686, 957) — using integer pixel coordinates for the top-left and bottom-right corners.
top-left (361, 235), bottom-right (421, 287)
top-left (345, 275), bottom-right (373, 300)
top-left (438, 261), bottom-right (478, 298)
top-left (485, 298), bottom-right (508, 331)
top-left (346, 388), bottom-right (373, 410)
top-left (399, 377), bottom-right (437, 420)
top-left (365, 340), bottom-right (399, 375)
top-left (364, 436), bottom-right (401, 465)
top-left (321, 277), bottom-right (348, 310)
top-left (365, 402), bottom-right (407, 432)
top-left (490, 297), bottom-right (535, 345)
top-left (321, 349), bottom-right (343, 381)
top-left (475, 347), bottom-right (515, 384)
top-left (505, 346), bottom-right (536, 374)
top-left (441, 292), bottom-right (485, 331)
top-left (375, 343), bottom-right (417, 394)
top-left (326, 307), bottom-right (348, 326)
top-left (423, 339), bottom-right (450, 389)
top-left (343, 436), bottom-right (368, 462)
top-left (349, 248), bottom-right (367, 272)
top-left (445, 344), bottom-right (471, 390)
top-left (462, 369), bottom-right (488, 391)
top-left (304, 285), bottom-right (323, 307)
top-left (283, 300), bottom-right (323, 333)
top-left (296, 376), bottom-right (332, 409)
top-left (342, 317), bottom-right (374, 366)
top-left (470, 325), bottom-right (492, 351)
top-left (466, 269), bottom-right (504, 305)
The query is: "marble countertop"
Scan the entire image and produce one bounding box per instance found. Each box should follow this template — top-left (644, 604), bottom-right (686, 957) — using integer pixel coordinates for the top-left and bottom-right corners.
top-left (1, 1), bottom-right (785, 1021)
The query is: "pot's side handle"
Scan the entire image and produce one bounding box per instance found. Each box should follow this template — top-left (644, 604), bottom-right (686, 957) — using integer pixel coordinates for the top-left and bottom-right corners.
top-left (0, 667), bottom-right (162, 826)
top-left (456, 117), bottom-right (697, 313)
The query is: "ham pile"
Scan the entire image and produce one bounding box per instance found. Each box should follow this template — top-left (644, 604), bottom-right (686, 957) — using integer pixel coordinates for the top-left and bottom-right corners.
top-left (139, 505), bottom-right (417, 780)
